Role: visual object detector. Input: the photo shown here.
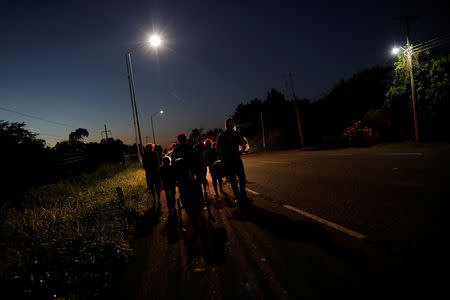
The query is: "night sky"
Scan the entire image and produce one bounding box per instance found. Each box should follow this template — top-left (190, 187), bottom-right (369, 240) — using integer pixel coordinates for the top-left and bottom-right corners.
top-left (1, 0), bottom-right (448, 147)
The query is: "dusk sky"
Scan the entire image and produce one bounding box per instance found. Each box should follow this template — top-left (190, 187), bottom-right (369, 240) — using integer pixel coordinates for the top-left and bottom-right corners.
top-left (1, 0), bottom-right (448, 147)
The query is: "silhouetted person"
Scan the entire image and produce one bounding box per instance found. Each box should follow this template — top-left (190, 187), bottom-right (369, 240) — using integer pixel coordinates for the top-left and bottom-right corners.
top-left (172, 134), bottom-right (196, 170)
top-left (154, 144), bottom-right (164, 165)
top-left (142, 143), bottom-right (161, 205)
top-left (172, 133), bottom-right (212, 220)
top-left (194, 137), bottom-right (209, 198)
top-left (217, 118), bottom-right (248, 205)
top-left (159, 156), bottom-right (177, 216)
top-left (204, 138), bottom-right (224, 199)
top-left (172, 133), bottom-right (196, 214)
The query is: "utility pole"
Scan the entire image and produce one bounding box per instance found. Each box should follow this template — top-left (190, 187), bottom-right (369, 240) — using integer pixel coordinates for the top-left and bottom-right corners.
top-left (125, 52), bottom-right (143, 161)
top-left (101, 124), bottom-right (111, 141)
top-left (151, 115), bottom-right (156, 144)
top-left (260, 111), bottom-right (266, 149)
top-left (394, 16), bottom-right (420, 142)
top-left (288, 72), bottom-right (305, 148)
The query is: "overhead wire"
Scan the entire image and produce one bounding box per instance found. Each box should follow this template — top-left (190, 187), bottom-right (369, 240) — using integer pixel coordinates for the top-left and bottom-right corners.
top-left (412, 32), bottom-right (450, 54)
top-left (0, 105), bottom-right (112, 142)
top-left (0, 106), bottom-right (75, 128)
top-left (413, 33), bottom-right (450, 49)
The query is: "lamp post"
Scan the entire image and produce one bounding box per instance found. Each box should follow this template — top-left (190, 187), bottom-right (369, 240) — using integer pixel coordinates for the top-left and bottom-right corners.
top-left (150, 110), bottom-right (164, 144)
top-left (392, 45), bottom-right (419, 142)
top-left (392, 15), bottom-right (419, 142)
top-left (125, 34), bottom-right (162, 161)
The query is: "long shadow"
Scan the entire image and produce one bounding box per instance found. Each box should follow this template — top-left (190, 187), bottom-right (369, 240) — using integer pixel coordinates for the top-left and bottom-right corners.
top-left (113, 203), bottom-right (162, 300)
top-left (223, 196), bottom-right (235, 208)
top-left (230, 201), bottom-right (367, 265)
top-left (164, 211), bottom-right (181, 244)
top-left (181, 214), bottom-right (229, 266)
top-left (134, 202), bottom-right (162, 237)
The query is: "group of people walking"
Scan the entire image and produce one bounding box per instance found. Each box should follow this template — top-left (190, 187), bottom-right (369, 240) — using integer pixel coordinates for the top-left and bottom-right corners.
top-left (142, 118), bottom-right (249, 219)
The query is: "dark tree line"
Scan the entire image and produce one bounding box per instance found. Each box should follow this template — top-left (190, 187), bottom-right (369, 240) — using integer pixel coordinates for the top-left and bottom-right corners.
top-left (232, 65), bottom-right (391, 149)
top-left (232, 51), bottom-right (450, 149)
top-left (0, 122), bottom-right (130, 204)
top-left (185, 128), bottom-right (223, 145)
top-left (370, 50), bottom-right (450, 141)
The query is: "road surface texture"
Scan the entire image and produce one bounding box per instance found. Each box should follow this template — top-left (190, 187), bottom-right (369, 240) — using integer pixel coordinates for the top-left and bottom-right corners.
top-left (118, 144), bottom-right (450, 299)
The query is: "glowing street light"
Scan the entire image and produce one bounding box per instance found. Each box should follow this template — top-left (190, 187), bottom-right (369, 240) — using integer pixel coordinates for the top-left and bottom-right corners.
top-left (125, 33), bottom-right (164, 161)
top-left (392, 47), bottom-right (401, 55)
top-left (150, 110), bottom-right (164, 144)
top-left (393, 16), bottom-right (420, 142)
top-left (149, 35), bottom-right (162, 48)
top-left (390, 42), bottom-right (419, 142)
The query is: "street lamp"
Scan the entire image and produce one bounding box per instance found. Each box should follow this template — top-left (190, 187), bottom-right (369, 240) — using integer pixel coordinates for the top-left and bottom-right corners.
top-left (125, 34), bottom-right (163, 161)
top-left (391, 44), bottom-right (419, 142)
top-left (392, 16), bottom-right (420, 142)
top-left (150, 110), bottom-right (164, 144)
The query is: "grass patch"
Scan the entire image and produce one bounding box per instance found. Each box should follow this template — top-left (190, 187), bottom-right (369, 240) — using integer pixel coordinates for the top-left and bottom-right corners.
top-left (0, 163), bottom-right (147, 299)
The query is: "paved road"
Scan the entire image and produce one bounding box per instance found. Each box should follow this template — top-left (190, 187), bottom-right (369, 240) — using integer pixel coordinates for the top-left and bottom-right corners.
top-left (118, 144), bottom-right (450, 299)
top-left (243, 145), bottom-right (450, 246)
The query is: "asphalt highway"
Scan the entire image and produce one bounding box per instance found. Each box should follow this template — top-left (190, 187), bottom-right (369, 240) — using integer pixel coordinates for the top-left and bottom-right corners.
top-left (243, 145), bottom-right (450, 247)
top-left (118, 144), bottom-right (450, 300)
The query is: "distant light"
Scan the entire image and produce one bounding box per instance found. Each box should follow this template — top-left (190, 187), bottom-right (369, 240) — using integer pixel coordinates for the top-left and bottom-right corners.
top-left (149, 35), bottom-right (162, 48)
top-left (392, 47), bottom-right (400, 55)
top-left (160, 110), bottom-right (164, 114)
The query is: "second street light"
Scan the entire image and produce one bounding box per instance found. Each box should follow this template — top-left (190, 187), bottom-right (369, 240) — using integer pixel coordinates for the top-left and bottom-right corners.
top-left (125, 34), bottom-right (162, 161)
top-left (392, 16), bottom-right (420, 142)
top-left (150, 110), bottom-right (164, 144)
top-left (392, 44), bottom-right (419, 142)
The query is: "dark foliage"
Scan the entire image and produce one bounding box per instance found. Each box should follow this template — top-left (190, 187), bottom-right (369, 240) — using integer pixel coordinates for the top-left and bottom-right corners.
top-left (0, 123), bottom-right (132, 204)
top-left (231, 66), bottom-right (395, 149)
top-left (187, 127), bottom-right (223, 145)
top-left (382, 51), bottom-right (450, 141)
top-left (0, 121), bottom-right (53, 204)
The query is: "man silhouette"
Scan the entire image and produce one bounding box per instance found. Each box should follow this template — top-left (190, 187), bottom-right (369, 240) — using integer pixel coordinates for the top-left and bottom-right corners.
top-left (142, 143), bottom-right (161, 205)
top-left (217, 118), bottom-right (248, 205)
top-left (204, 138), bottom-right (224, 199)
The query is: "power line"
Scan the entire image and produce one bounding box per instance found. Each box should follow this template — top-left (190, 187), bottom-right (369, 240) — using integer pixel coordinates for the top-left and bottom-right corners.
top-left (36, 133), bottom-right (66, 139)
top-left (0, 106), bottom-right (104, 140)
top-left (414, 38), bottom-right (450, 54)
top-left (0, 106), bottom-right (75, 128)
top-left (412, 32), bottom-right (450, 51)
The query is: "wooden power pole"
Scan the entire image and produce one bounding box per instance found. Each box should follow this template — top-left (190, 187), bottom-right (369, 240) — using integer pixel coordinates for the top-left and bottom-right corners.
top-left (288, 72), bottom-right (305, 148)
top-left (394, 16), bottom-right (420, 142)
top-left (101, 124), bottom-right (111, 141)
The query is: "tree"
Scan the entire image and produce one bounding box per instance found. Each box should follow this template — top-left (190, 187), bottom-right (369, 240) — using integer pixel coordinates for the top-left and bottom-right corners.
top-left (188, 128), bottom-right (204, 144)
top-left (56, 128), bottom-right (89, 152)
top-left (69, 128), bottom-right (89, 144)
top-left (0, 121), bottom-right (51, 202)
top-left (232, 89), bottom-right (299, 149)
top-left (233, 98), bottom-right (263, 137)
top-left (0, 121), bottom-right (45, 148)
top-left (316, 66), bottom-right (392, 137)
top-left (385, 51), bottom-right (450, 140)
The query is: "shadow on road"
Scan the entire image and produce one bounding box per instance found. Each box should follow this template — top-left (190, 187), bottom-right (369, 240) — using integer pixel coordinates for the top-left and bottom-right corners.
top-left (180, 214), bottom-right (229, 266)
top-left (134, 202), bottom-right (162, 237)
top-left (157, 196), bottom-right (229, 266)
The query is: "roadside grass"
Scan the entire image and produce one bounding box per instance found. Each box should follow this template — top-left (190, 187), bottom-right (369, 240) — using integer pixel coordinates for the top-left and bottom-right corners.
top-left (0, 163), bottom-right (147, 299)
